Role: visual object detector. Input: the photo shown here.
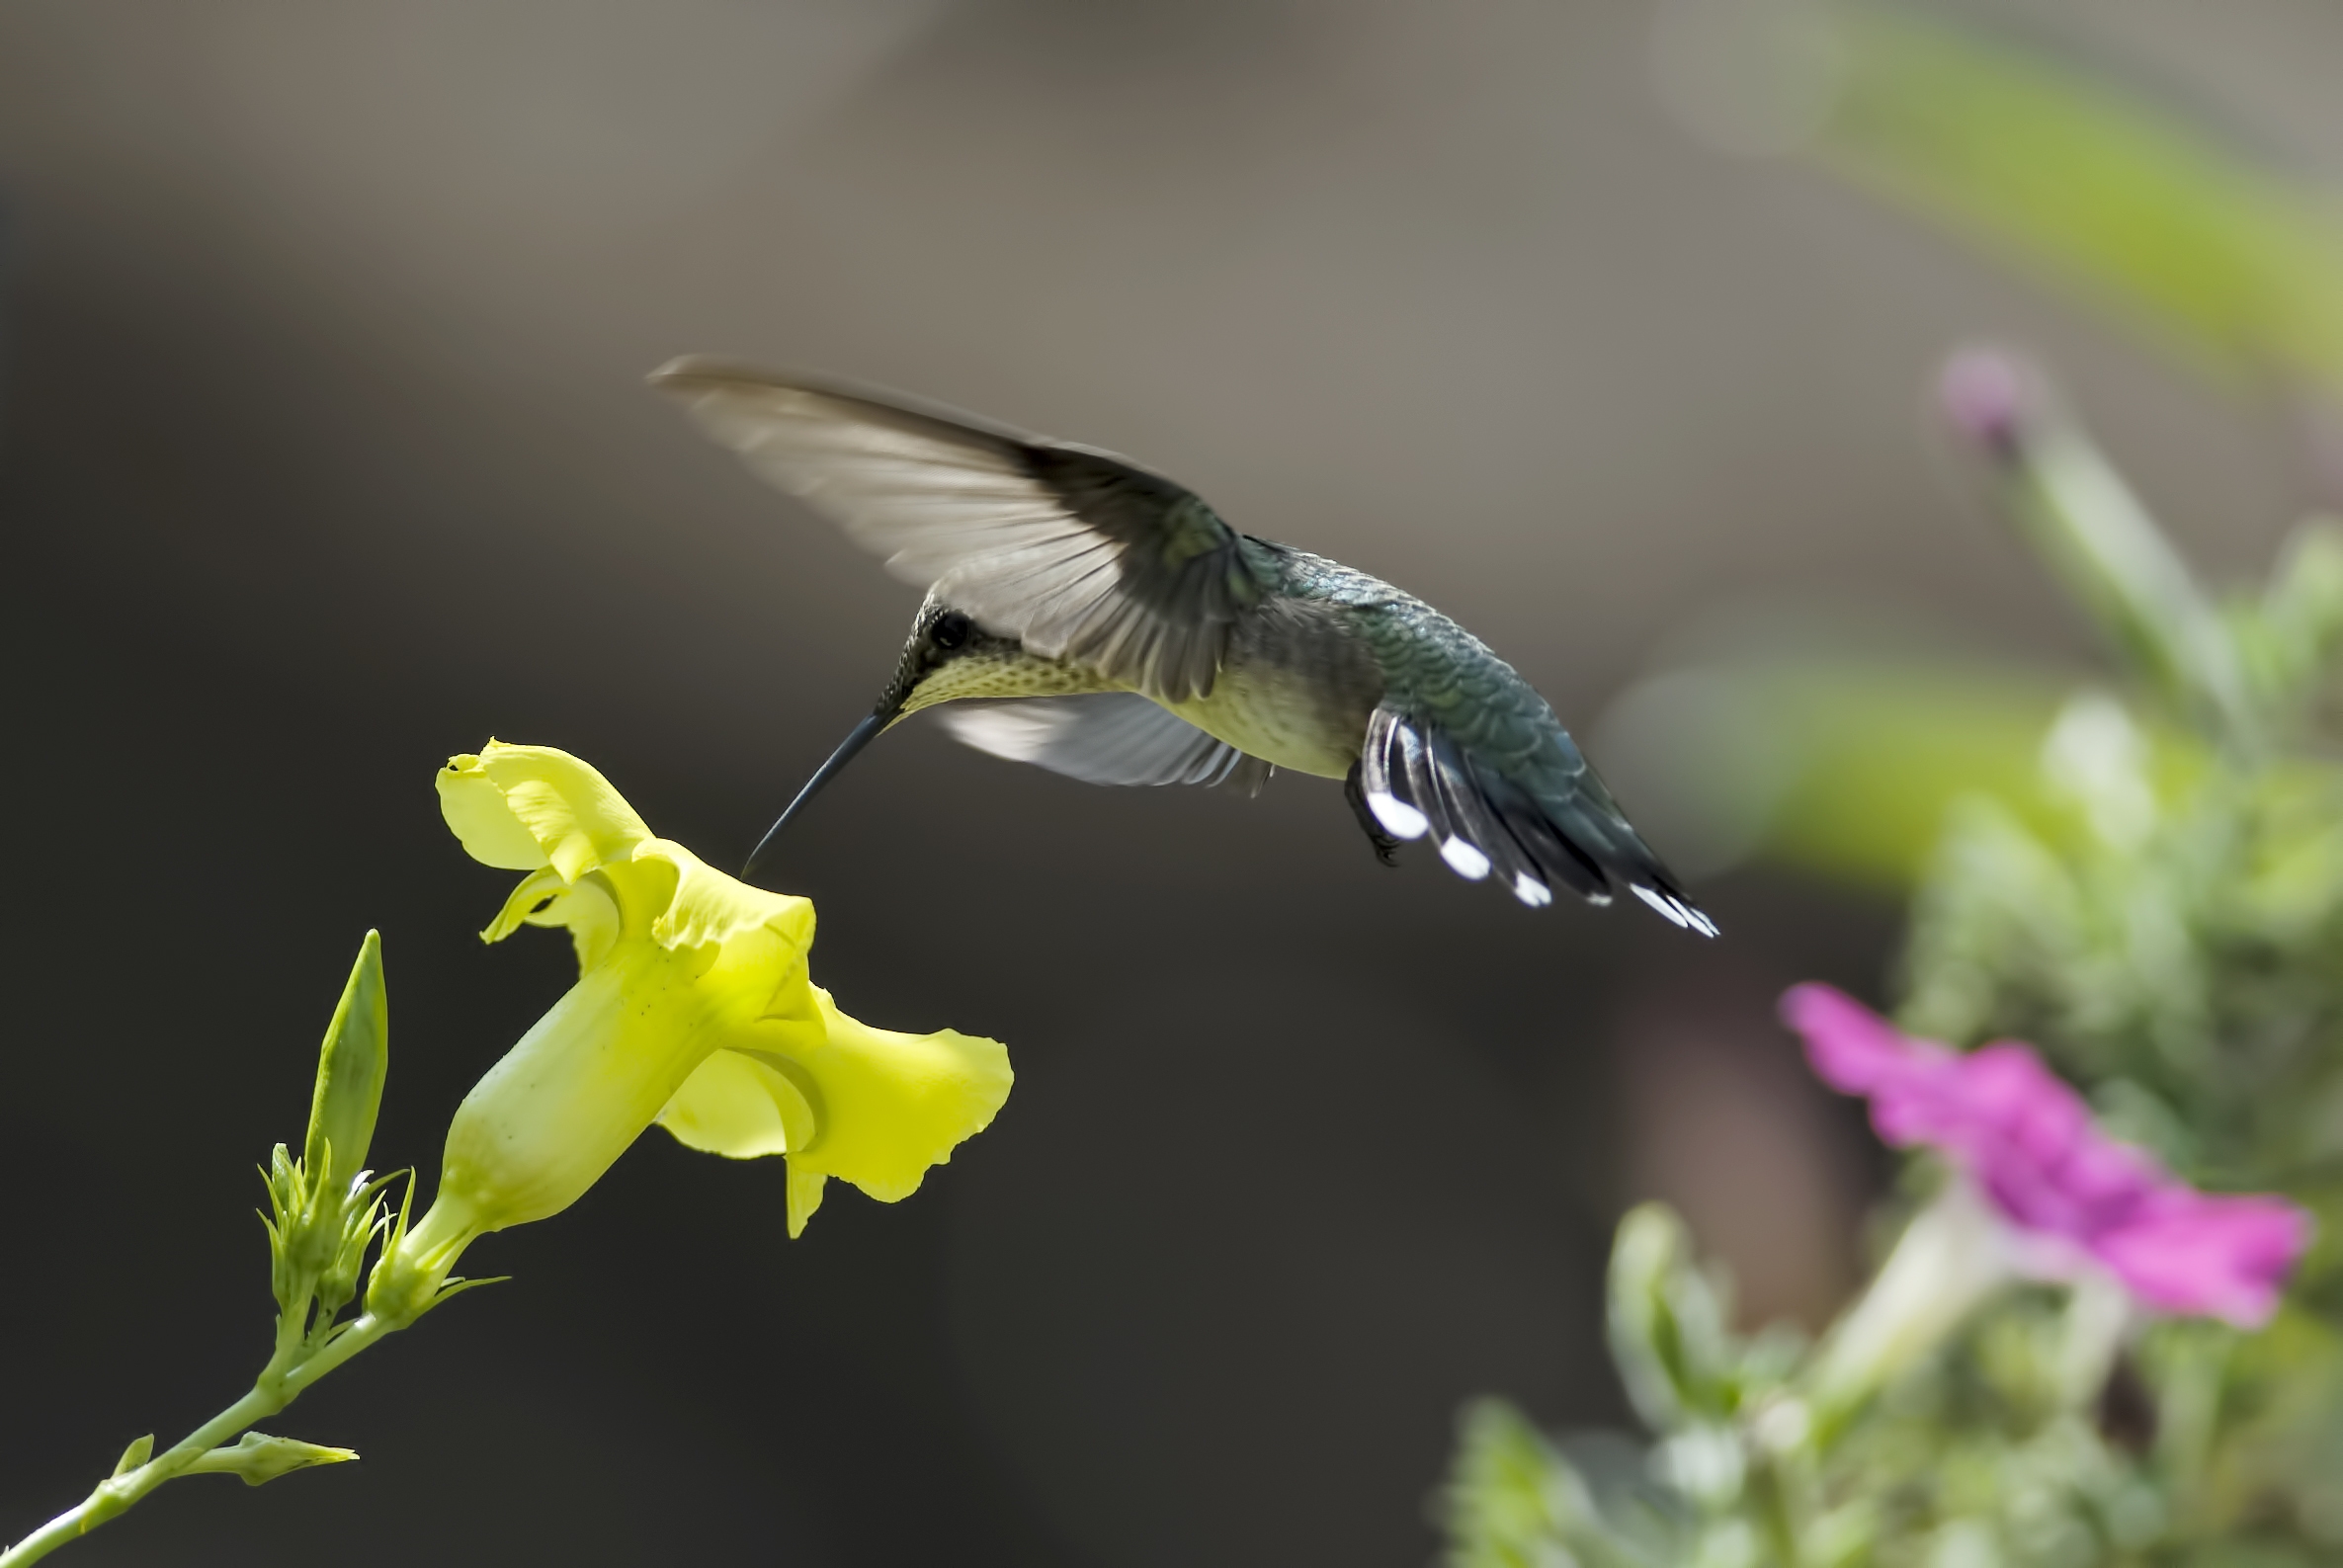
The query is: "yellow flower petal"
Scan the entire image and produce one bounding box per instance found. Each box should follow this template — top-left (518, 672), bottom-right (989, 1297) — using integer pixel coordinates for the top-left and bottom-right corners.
top-left (654, 989), bottom-right (1008, 1233)
top-left (787, 988), bottom-right (1010, 1203)
top-left (788, 1166), bottom-right (829, 1238)
top-left (437, 741), bottom-right (653, 883)
top-left (482, 867), bottom-right (569, 943)
top-left (438, 755), bottom-right (549, 871)
top-left (656, 1043), bottom-right (820, 1160)
top-left (657, 849), bottom-right (816, 956)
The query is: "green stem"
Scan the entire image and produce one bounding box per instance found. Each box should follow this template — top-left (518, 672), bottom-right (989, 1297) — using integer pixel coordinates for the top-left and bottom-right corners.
top-left (0, 1314), bottom-right (398, 1568)
top-left (1748, 1453), bottom-right (1805, 1568)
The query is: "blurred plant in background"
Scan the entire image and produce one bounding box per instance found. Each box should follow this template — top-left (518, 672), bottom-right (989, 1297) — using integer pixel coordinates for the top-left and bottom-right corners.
top-left (1441, 336), bottom-right (2343, 1562)
top-left (1446, 14), bottom-right (2343, 1558)
top-left (1441, 336), bottom-right (2343, 1561)
top-left (1630, 0), bottom-right (2343, 904)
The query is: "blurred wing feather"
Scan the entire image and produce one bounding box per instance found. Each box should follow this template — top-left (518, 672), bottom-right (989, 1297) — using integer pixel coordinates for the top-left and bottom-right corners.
top-left (938, 695), bottom-right (1272, 793)
top-left (650, 358), bottom-right (1273, 702)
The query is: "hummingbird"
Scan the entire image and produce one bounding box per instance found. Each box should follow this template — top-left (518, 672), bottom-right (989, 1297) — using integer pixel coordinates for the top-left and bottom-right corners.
top-left (649, 358), bottom-right (1715, 935)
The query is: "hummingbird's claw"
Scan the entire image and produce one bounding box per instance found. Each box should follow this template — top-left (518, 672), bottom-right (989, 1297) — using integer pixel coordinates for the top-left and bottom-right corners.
top-left (1344, 763), bottom-right (1403, 868)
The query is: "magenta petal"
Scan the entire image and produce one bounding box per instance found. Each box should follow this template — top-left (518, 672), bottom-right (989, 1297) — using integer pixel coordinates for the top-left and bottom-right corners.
top-left (2092, 1193), bottom-right (2315, 1327)
top-left (1780, 983), bottom-right (2315, 1325)
top-left (1781, 982), bottom-right (1935, 1095)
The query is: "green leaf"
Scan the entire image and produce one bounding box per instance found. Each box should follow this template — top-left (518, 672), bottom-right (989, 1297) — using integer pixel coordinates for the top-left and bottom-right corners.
top-left (2242, 521), bottom-right (2343, 720)
top-left (1601, 655), bottom-right (2077, 890)
top-left (1608, 1204), bottom-right (1735, 1432)
top-left (1439, 1400), bottom-right (1613, 1568)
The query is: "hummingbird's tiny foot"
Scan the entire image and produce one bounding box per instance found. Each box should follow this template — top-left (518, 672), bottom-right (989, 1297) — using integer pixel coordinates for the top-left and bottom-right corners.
top-left (1344, 762), bottom-right (1404, 868)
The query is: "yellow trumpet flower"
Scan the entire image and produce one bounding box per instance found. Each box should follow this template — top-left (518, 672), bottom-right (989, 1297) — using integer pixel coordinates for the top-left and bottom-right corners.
top-left (372, 742), bottom-right (1009, 1315)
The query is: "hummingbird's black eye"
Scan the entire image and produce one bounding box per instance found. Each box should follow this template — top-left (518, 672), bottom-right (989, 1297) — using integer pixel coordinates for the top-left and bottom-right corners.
top-left (932, 611), bottom-right (971, 650)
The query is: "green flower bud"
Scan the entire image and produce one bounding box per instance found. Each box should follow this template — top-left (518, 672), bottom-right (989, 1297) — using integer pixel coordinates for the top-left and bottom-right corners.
top-left (303, 932), bottom-right (388, 1191)
top-left (184, 1432), bottom-right (359, 1487)
top-left (111, 1436), bottom-right (153, 1480)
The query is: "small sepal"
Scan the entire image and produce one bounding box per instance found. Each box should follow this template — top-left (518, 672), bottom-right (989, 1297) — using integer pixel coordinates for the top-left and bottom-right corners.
top-left (185, 1432), bottom-right (360, 1488)
top-left (363, 1174), bottom-right (505, 1327)
top-left (258, 1142), bottom-right (310, 1317)
top-left (312, 1172), bottom-right (398, 1331)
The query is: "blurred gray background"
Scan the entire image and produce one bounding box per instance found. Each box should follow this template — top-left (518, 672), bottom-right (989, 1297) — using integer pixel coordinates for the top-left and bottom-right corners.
top-left (1, 2), bottom-right (2335, 1564)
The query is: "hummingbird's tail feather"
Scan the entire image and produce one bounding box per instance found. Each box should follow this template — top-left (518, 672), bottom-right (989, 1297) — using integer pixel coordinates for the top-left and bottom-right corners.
top-left (1359, 705), bottom-right (1715, 933)
top-left (1536, 784), bottom-right (1716, 936)
top-left (1361, 707), bottom-right (1559, 908)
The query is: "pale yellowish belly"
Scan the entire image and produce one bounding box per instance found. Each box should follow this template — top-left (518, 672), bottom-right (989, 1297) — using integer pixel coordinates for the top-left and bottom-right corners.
top-left (1169, 672), bottom-right (1360, 780)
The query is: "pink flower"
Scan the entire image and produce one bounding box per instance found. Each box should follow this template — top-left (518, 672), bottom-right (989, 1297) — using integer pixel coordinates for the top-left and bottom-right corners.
top-left (1781, 983), bottom-right (2312, 1328)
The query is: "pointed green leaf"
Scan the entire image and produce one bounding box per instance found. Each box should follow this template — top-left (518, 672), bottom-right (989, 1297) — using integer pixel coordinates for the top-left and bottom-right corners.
top-left (1439, 1399), bottom-right (1614, 1568)
top-left (1608, 1202), bottom-right (1735, 1431)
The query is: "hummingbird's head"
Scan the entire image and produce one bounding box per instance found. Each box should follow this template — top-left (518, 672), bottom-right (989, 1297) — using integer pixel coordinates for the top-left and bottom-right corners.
top-left (739, 594), bottom-right (1107, 879)
top-left (876, 592), bottom-right (1117, 722)
top-left (874, 596), bottom-right (1018, 725)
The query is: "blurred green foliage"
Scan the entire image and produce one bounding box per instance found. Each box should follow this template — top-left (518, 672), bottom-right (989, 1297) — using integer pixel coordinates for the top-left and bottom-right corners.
top-left (1447, 1200), bottom-right (2343, 1568)
top-left (1602, 656), bottom-right (2081, 891)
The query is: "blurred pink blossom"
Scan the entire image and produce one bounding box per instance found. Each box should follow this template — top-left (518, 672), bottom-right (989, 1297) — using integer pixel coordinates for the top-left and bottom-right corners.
top-left (1781, 983), bottom-right (2311, 1328)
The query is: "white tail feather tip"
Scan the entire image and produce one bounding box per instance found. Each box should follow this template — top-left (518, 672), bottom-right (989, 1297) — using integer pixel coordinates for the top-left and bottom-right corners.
top-left (1512, 873), bottom-right (1553, 907)
top-left (1632, 884), bottom-right (1692, 928)
top-left (1440, 838), bottom-right (1493, 880)
top-left (1367, 792), bottom-right (1430, 840)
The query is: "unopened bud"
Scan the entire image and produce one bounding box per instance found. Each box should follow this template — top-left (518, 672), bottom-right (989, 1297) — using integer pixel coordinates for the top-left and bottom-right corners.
top-left (303, 932), bottom-right (388, 1190)
top-left (1940, 348), bottom-right (2252, 737)
top-left (111, 1435), bottom-right (154, 1479)
top-left (185, 1432), bottom-right (359, 1487)
top-left (1938, 346), bottom-right (2038, 461)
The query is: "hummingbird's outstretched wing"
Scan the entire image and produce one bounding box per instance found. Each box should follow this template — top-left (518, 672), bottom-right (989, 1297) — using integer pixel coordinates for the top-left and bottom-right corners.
top-left (649, 358), bottom-right (1278, 704)
top-left (1357, 705), bottom-right (1715, 933)
top-left (936, 694), bottom-right (1272, 793)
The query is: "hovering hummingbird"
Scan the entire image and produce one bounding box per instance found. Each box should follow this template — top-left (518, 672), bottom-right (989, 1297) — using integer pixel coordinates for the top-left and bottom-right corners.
top-left (649, 358), bottom-right (1714, 934)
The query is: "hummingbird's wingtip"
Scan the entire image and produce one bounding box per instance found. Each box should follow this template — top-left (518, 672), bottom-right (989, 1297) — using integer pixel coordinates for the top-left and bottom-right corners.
top-left (646, 353), bottom-right (764, 392)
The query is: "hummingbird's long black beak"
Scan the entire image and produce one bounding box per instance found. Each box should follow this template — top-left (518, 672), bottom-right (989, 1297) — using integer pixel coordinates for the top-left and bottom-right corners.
top-left (741, 707), bottom-right (891, 881)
